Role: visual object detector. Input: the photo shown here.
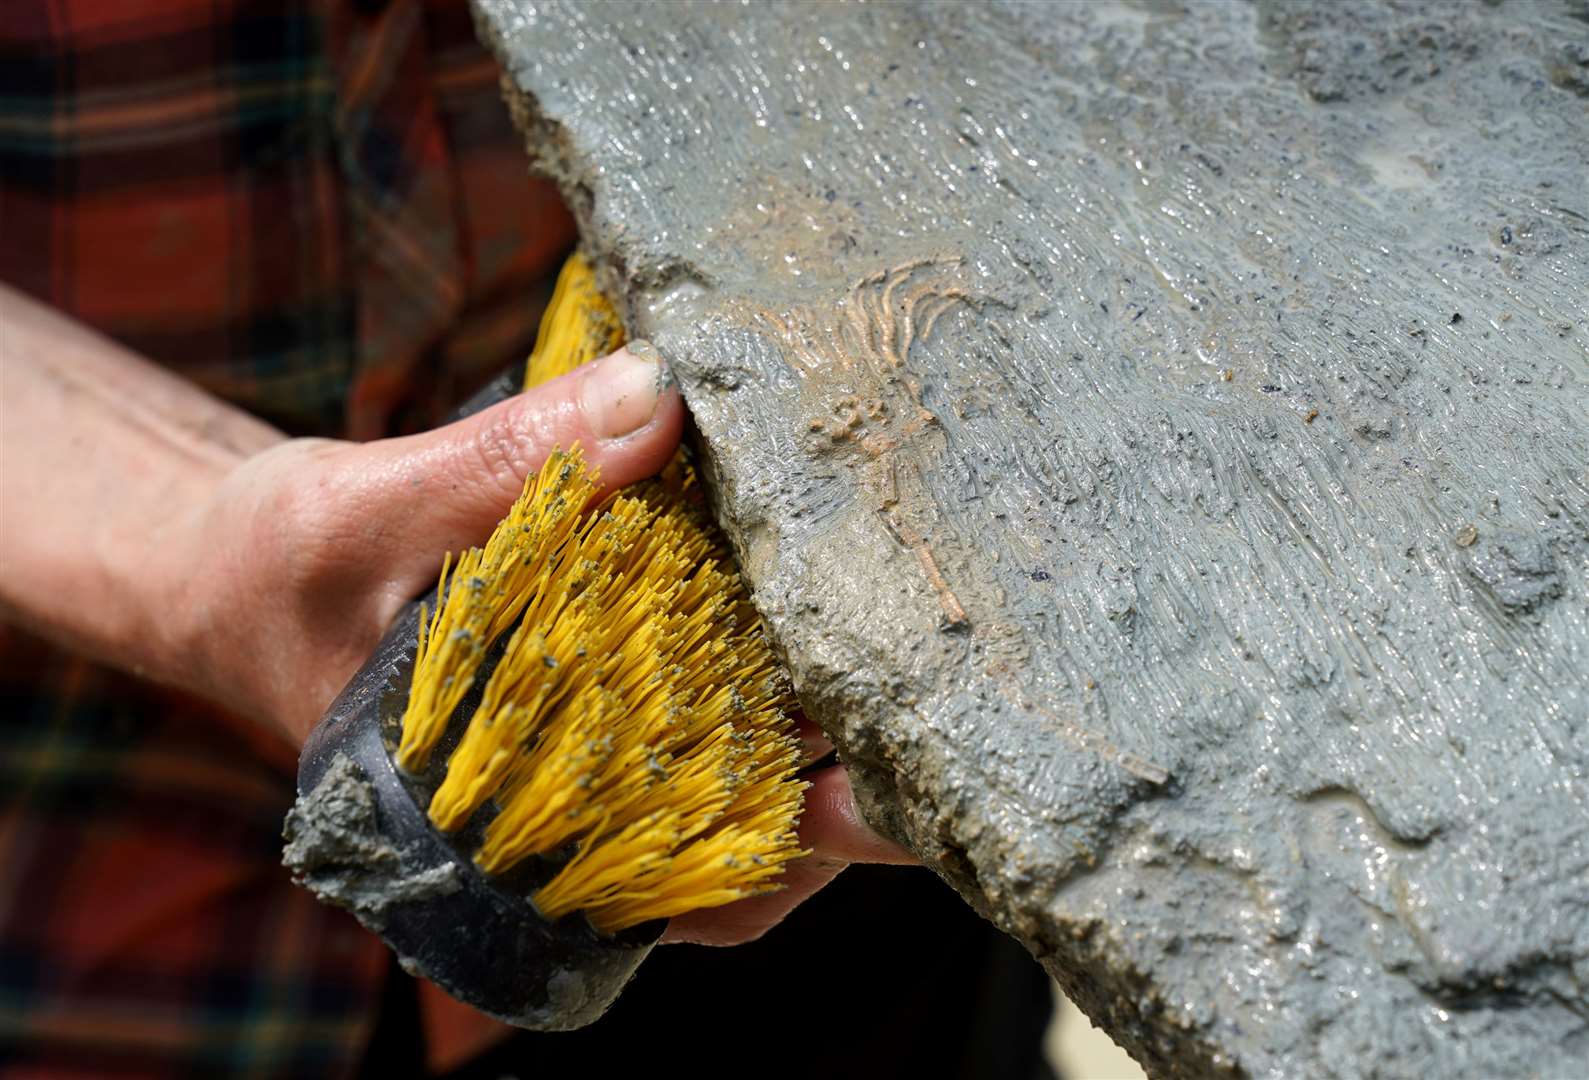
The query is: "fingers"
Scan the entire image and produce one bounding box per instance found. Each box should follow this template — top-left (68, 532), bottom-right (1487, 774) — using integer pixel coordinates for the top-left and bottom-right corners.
top-left (660, 765), bottom-right (918, 947)
top-left (171, 344), bottom-right (684, 745)
top-left (344, 343), bottom-right (685, 579)
top-left (795, 714), bottom-right (835, 766)
top-left (797, 765), bottom-right (918, 866)
top-left (660, 851), bottom-right (852, 947)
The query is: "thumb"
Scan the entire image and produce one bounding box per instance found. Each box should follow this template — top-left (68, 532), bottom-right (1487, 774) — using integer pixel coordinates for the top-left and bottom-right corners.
top-left (346, 342), bottom-right (685, 586)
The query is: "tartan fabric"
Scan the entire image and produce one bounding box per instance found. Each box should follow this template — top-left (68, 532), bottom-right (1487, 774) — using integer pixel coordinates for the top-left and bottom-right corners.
top-left (0, 633), bottom-right (387, 1078)
top-left (0, 0), bottom-right (574, 1074)
top-left (0, 0), bottom-right (574, 439)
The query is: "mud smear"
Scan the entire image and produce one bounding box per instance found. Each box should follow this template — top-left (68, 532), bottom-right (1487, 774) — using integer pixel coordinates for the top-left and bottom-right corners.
top-left (474, 1), bottom-right (1589, 1075)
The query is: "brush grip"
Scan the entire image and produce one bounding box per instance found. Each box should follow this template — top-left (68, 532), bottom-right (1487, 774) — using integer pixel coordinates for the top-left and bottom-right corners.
top-left (284, 457), bottom-right (663, 1031)
top-left (451, 368), bottom-right (519, 422)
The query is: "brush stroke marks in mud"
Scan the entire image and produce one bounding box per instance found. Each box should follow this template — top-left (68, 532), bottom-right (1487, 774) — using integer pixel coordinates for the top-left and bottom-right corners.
top-left (475, 1), bottom-right (1589, 1075)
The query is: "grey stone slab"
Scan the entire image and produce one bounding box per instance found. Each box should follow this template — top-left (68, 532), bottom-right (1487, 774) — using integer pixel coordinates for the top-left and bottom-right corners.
top-left (471, 1), bottom-right (1589, 1075)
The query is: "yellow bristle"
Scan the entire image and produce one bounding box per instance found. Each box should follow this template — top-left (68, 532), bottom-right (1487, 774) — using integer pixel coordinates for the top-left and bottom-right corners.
top-left (395, 455), bottom-right (598, 773)
top-left (524, 252), bottom-right (626, 390)
top-left (396, 251), bottom-right (808, 934)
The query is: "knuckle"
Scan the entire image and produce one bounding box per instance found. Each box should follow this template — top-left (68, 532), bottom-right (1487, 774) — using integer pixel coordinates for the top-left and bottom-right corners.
top-left (266, 470), bottom-right (337, 548)
top-left (261, 461), bottom-right (366, 591)
top-left (469, 404), bottom-right (541, 498)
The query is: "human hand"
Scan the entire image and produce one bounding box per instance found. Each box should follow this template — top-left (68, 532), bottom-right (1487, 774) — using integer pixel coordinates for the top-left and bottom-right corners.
top-left (152, 345), bottom-right (683, 747)
top-left (162, 343), bottom-right (917, 940)
top-left (0, 282), bottom-right (915, 952)
top-left (661, 756), bottom-right (919, 946)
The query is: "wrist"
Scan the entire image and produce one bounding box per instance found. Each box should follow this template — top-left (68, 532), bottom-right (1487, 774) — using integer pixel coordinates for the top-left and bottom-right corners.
top-left (136, 440), bottom-right (301, 731)
top-left (148, 437), bottom-right (362, 743)
top-left (116, 455), bottom-right (255, 693)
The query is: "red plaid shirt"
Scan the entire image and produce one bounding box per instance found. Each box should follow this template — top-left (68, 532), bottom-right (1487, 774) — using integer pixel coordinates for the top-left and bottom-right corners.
top-left (0, 1), bottom-right (573, 1074)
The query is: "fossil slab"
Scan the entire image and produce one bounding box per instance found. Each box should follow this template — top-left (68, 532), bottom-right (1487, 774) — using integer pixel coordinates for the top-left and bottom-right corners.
top-left (473, 1), bottom-right (1589, 1075)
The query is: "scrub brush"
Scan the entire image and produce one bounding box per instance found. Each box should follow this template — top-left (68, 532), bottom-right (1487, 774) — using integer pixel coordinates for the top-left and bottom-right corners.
top-left (283, 253), bottom-right (808, 1029)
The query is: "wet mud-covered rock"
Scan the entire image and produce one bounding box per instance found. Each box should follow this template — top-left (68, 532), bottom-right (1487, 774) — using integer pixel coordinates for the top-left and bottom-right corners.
top-left (472, 2), bottom-right (1589, 1075)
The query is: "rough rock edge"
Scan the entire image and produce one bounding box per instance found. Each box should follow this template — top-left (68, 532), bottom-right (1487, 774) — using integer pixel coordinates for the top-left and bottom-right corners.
top-left (471, 17), bottom-right (1223, 1080)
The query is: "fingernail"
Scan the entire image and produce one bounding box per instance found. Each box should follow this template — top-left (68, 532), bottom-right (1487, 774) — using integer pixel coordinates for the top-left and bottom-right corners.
top-left (582, 341), bottom-right (669, 440)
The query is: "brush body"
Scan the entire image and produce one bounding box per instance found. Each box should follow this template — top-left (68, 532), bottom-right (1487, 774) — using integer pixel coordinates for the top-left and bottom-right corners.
top-left (286, 597), bottom-right (660, 1029)
top-left (285, 255), bottom-right (805, 1028)
top-left (283, 372), bottom-right (660, 1027)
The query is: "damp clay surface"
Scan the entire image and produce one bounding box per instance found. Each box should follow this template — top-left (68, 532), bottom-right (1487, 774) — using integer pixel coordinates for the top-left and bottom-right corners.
top-left (473, 2), bottom-right (1589, 1076)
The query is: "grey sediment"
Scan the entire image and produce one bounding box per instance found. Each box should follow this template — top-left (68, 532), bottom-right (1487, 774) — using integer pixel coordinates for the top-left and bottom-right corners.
top-left (473, 1), bottom-right (1589, 1075)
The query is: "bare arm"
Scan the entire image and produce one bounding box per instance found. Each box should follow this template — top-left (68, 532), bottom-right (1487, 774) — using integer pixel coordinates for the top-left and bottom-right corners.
top-left (0, 284), bottom-right (284, 677)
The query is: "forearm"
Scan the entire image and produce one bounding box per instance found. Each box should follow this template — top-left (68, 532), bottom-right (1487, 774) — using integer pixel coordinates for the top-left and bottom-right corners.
top-left (0, 283), bottom-right (284, 677)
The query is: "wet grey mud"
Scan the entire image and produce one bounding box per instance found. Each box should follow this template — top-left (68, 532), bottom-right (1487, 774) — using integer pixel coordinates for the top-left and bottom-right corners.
top-left (471, 2), bottom-right (1589, 1076)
